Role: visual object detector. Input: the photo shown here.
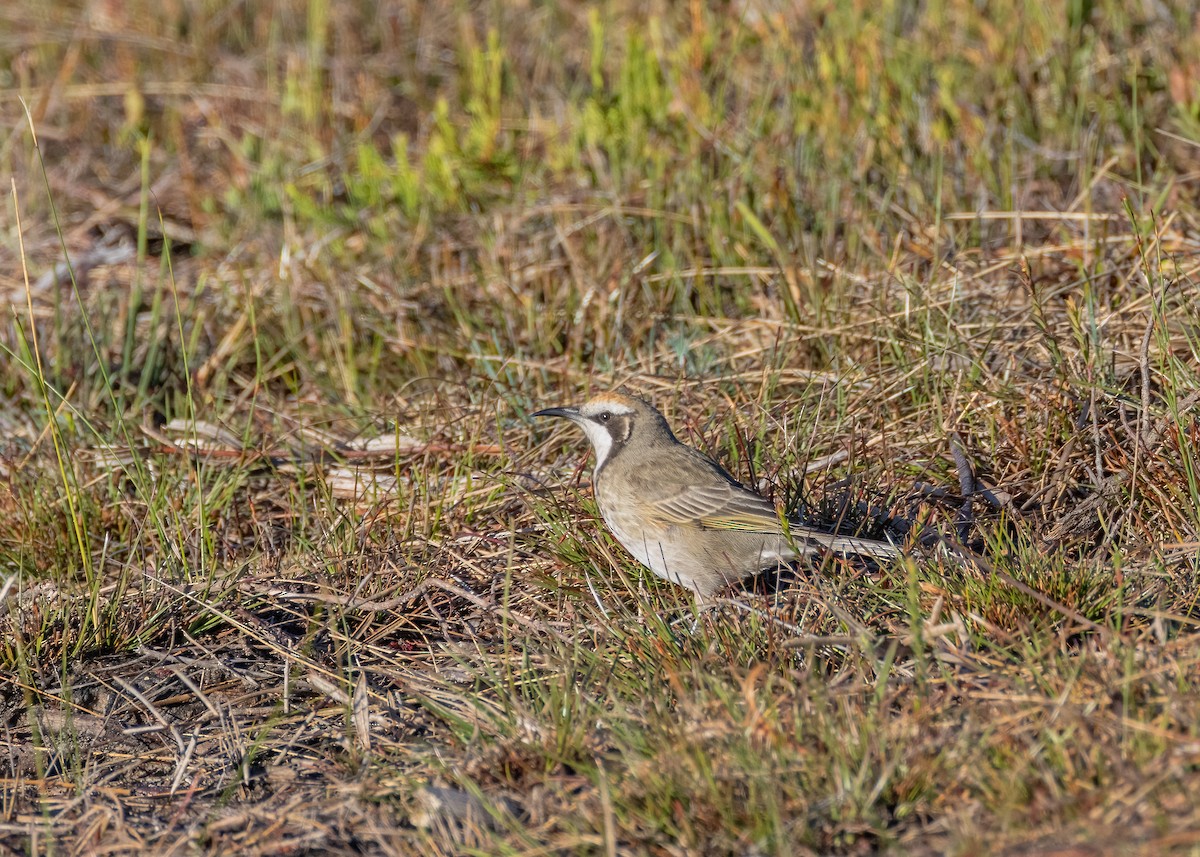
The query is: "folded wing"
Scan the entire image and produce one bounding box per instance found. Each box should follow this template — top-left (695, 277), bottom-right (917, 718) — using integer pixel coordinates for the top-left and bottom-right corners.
top-left (647, 480), bottom-right (784, 533)
top-left (643, 459), bottom-right (900, 559)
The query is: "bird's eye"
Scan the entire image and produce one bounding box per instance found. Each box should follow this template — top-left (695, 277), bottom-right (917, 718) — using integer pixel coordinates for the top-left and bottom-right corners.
top-left (599, 412), bottom-right (611, 422)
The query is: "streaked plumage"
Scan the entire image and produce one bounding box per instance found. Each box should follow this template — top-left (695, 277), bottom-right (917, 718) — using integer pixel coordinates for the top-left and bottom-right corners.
top-left (534, 391), bottom-right (899, 597)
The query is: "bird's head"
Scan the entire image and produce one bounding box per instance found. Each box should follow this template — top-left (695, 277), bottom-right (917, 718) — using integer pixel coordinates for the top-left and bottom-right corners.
top-left (533, 390), bottom-right (674, 469)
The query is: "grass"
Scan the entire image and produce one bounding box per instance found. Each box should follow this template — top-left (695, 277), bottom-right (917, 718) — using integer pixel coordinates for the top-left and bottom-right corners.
top-left (2, 0), bottom-right (1200, 853)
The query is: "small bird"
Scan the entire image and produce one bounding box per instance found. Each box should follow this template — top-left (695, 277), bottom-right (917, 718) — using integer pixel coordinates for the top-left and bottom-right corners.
top-left (533, 391), bottom-right (900, 598)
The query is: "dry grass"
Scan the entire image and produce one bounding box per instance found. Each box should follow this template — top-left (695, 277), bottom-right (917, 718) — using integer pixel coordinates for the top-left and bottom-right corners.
top-left (2, 0), bottom-right (1200, 854)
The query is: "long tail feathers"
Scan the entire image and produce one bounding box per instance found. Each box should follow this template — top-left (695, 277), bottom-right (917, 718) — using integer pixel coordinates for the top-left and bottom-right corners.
top-left (792, 527), bottom-right (901, 559)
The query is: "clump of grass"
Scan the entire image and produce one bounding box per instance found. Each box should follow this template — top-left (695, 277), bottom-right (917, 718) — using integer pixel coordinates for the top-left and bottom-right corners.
top-left (2, 0), bottom-right (1200, 853)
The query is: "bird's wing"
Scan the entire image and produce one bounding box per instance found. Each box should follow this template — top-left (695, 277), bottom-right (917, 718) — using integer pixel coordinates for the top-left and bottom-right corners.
top-left (646, 479), bottom-right (786, 533)
top-left (632, 449), bottom-right (901, 557)
top-left (648, 482), bottom-right (901, 557)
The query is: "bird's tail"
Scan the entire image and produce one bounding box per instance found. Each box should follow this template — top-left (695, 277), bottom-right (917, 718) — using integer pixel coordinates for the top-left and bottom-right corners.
top-left (790, 526), bottom-right (901, 559)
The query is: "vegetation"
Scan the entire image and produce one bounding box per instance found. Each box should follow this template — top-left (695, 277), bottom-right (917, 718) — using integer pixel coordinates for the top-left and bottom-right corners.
top-left (2, 0), bottom-right (1200, 852)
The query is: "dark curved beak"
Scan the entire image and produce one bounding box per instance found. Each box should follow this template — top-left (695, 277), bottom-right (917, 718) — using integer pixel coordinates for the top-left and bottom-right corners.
top-left (532, 406), bottom-right (581, 421)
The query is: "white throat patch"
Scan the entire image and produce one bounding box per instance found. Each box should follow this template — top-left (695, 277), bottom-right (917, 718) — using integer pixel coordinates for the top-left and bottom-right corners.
top-left (580, 419), bottom-right (615, 469)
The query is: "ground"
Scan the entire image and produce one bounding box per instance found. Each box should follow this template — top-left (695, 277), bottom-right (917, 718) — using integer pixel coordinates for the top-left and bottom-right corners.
top-left (2, 1), bottom-right (1200, 854)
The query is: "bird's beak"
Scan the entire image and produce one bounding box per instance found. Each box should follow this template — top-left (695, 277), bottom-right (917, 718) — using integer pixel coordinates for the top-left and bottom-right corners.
top-left (532, 406), bottom-right (581, 422)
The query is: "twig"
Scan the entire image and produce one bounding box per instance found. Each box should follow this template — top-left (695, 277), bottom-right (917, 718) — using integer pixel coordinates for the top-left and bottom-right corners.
top-left (948, 432), bottom-right (976, 543)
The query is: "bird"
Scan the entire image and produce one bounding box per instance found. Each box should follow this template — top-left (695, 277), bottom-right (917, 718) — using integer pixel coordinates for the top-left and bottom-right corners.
top-left (532, 391), bottom-right (901, 598)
